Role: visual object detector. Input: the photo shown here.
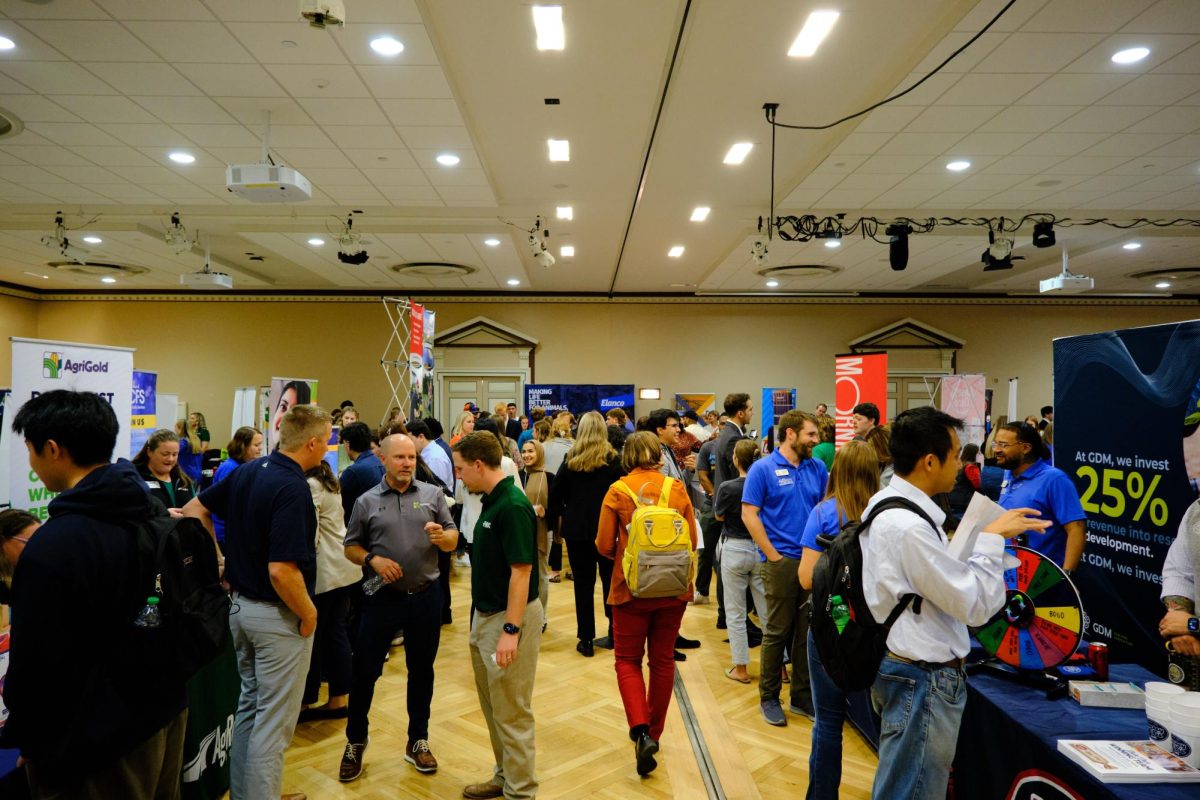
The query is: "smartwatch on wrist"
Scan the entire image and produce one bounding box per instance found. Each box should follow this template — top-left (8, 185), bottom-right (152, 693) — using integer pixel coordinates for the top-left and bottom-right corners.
top-left (365, 553), bottom-right (376, 567)
top-left (1188, 617), bottom-right (1199, 634)
top-left (503, 622), bottom-right (520, 635)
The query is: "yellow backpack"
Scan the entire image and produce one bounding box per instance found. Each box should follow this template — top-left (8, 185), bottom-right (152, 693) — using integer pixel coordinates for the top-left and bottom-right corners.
top-left (617, 477), bottom-right (695, 598)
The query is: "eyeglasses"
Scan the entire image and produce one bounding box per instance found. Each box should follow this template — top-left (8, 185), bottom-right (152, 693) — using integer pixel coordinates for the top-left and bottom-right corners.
top-left (6, 536), bottom-right (31, 545)
top-left (992, 441), bottom-right (1024, 450)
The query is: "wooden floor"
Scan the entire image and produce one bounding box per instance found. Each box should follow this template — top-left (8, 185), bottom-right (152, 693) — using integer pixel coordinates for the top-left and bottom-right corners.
top-left (283, 565), bottom-right (878, 798)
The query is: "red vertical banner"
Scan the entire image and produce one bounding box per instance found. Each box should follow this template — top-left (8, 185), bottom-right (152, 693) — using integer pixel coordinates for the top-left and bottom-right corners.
top-left (409, 301), bottom-right (424, 358)
top-left (835, 352), bottom-right (888, 448)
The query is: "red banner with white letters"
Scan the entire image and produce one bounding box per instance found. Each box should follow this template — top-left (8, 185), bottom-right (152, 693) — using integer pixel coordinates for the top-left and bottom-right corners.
top-left (835, 352), bottom-right (887, 448)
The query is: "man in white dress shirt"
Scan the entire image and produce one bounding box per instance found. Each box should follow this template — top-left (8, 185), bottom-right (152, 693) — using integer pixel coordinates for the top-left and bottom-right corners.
top-left (1159, 499), bottom-right (1200, 656)
top-left (862, 406), bottom-right (1047, 800)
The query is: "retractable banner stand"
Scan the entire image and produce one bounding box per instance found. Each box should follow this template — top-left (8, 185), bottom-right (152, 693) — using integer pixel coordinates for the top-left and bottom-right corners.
top-left (834, 352), bottom-right (887, 448)
top-left (409, 306), bottom-right (436, 419)
top-left (130, 370), bottom-right (157, 458)
top-left (6, 338), bottom-right (133, 518)
top-left (265, 377), bottom-right (318, 451)
top-left (675, 393), bottom-right (716, 417)
top-left (941, 374), bottom-right (987, 449)
top-left (761, 388), bottom-right (797, 442)
top-left (524, 384), bottom-right (634, 416)
top-left (0, 389), bottom-right (9, 508)
top-left (1054, 321), bottom-right (1200, 673)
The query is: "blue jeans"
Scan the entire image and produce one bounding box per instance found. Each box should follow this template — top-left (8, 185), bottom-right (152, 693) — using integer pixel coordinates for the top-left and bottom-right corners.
top-left (719, 538), bottom-right (766, 666)
top-left (870, 655), bottom-right (966, 800)
top-left (806, 629), bottom-right (845, 800)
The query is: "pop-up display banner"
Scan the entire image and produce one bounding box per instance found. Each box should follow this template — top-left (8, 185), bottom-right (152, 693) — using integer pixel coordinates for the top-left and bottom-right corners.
top-left (266, 377), bottom-right (318, 451)
top-left (5, 337), bottom-right (134, 518)
top-left (525, 384), bottom-right (634, 416)
top-left (835, 352), bottom-right (887, 448)
top-left (1054, 320), bottom-right (1200, 673)
top-left (130, 370), bottom-right (157, 458)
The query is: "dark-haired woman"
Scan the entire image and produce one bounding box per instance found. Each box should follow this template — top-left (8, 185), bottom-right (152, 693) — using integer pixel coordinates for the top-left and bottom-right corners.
top-left (133, 429), bottom-right (196, 512)
top-left (0, 508), bottom-right (39, 602)
top-left (211, 427), bottom-right (263, 543)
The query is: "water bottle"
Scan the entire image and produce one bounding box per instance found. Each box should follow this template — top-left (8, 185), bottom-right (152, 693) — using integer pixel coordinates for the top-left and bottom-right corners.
top-left (133, 595), bottom-right (162, 628)
top-left (362, 574), bottom-right (387, 596)
top-left (830, 594), bottom-right (850, 635)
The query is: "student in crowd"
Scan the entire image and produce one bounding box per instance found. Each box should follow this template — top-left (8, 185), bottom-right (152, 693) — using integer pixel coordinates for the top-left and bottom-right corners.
top-left (0, 508), bottom-right (39, 602)
top-left (519, 438), bottom-right (554, 619)
top-left (517, 407), bottom-right (545, 448)
top-left (947, 442), bottom-right (982, 521)
top-left (298, 460), bottom-right (361, 725)
top-left (862, 407), bottom-right (1047, 800)
top-left (450, 409), bottom-right (476, 445)
top-left (188, 411), bottom-right (211, 455)
top-left (211, 426), bottom-right (264, 543)
top-left (184, 403), bottom-right (333, 800)
top-left (696, 420), bottom-right (729, 630)
top-left (1023, 414), bottom-right (1040, 429)
top-left (541, 415), bottom-right (574, 476)
top-left (424, 416), bottom-right (454, 462)
top-left (134, 428), bottom-right (196, 513)
top-left (341, 406), bottom-right (360, 426)
top-left (596, 431), bottom-right (698, 777)
top-left (338, 434), bottom-right (458, 782)
top-left (812, 415), bottom-right (836, 471)
top-left (797, 440), bottom-right (880, 800)
top-left (717, 438), bottom-right (768, 684)
top-left (851, 402), bottom-right (880, 440)
top-left (339, 421), bottom-right (385, 525)
top-left (546, 411), bottom-right (624, 657)
top-left (177, 417), bottom-right (203, 484)
top-left (4, 391), bottom-right (189, 798)
top-left (714, 392), bottom-right (753, 494)
top-left (455, 418), bottom-right (521, 569)
top-left (504, 402), bottom-right (523, 442)
top-left (865, 424), bottom-right (894, 487)
top-left (1039, 405), bottom-right (1054, 431)
top-left (453, 431), bottom-right (543, 800)
top-left (408, 419), bottom-right (454, 490)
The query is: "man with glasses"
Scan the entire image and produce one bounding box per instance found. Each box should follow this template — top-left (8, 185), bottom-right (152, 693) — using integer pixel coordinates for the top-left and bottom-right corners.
top-left (994, 422), bottom-right (1086, 572)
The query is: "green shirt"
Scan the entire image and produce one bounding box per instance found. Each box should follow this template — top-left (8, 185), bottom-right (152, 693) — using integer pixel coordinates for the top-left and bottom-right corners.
top-left (813, 441), bottom-right (835, 472)
top-left (472, 476), bottom-right (539, 613)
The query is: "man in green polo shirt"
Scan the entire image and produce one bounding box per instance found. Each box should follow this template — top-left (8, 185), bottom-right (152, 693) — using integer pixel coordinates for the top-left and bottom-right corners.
top-left (452, 431), bottom-right (543, 800)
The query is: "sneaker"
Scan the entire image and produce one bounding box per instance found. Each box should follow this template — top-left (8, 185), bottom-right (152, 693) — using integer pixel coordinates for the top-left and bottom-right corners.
top-left (760, 699), bottom-right (787, 727)
top-left (405, 738), bottom-right (438, 773)
top-left (338, 739), bottom-right (368, 782)
top-left (691, 593), bottom-right (710, 605)
top-left (788, 697), bottom-right (816, 720)
top-left (634, 731), bottom-right (660, 776)
top-left (454, 554), bottom-right (471, 568)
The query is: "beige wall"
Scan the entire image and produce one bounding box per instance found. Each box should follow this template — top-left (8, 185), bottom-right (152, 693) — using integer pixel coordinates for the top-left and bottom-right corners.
top-left (18, 296), bottom-right (1200, 440)
top-left (0, 294), bottom-right (39, 387)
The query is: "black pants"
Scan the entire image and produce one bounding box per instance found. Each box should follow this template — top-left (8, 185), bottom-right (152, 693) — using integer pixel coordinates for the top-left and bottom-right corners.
top-left (303, 584), bottom-right (354, 705)
top-left (566, 537), bottom-right (613, 642)
top-left (437, 548), bottom-right (452, 623)
top-left (694, 505), bottom-right (723, 599)
top-left (347, 582), bottom-right (442, 743)
top-left (548, 538), bottom-right (563, 572)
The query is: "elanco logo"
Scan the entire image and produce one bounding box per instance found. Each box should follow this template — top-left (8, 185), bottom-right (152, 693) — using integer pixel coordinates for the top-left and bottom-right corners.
top-left (42, 351), bottom-right (109, 379)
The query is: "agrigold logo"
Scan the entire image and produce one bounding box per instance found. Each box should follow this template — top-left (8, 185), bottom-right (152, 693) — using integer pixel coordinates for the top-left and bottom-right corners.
top-left (42, 351), bottom-right (109, 378)
top-left (42, 351), bottom-right (61, 379)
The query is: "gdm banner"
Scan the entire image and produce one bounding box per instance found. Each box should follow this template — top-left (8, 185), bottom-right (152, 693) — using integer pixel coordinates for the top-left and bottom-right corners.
top-left (6, 337), bottom-right (134, 519)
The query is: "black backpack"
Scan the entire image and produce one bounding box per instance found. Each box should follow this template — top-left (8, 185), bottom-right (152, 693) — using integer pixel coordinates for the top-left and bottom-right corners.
top-left (130, 515), bottom-right (231, 682)
top-left (810, 496), bottom-right (941, 691)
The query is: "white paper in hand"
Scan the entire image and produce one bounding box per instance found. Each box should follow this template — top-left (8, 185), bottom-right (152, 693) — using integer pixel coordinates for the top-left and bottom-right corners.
top-left (948, 492), bottom-right (1007, 562)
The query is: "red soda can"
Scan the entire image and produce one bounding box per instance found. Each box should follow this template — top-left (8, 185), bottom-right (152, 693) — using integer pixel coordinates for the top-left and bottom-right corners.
top-left (1089, 642), bottom-right (1109, 681)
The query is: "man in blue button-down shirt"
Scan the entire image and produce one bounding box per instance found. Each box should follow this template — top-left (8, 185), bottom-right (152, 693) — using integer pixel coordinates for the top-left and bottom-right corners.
top-left (742, 410), bottom-right (827, 726)
top-left (339, 422), bottom-right (385, 525)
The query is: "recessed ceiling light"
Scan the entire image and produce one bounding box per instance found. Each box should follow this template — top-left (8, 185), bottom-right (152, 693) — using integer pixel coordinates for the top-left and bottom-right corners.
top-left (506, 278), bottom-right (521, 286)
top-left (560, 245), bottom-right (575, 257)
top-left (668, 245), bottom-right (685, 258)
top-left (1111, 47), bottom-right (1150, 65)
top-left (824, 240), bottom-right (841, 249)
top-left (82, 236), bottom-right (102, 244)
top-left (280, 39), bottom-right (297, 48)
top-left (547, 138), bottom-right (570, 162)
top-left (1123, 242), bottom-right (1142, 250)
top-left (787, 10), bottom-right (840, 57)
top-left (484, 238), bottom-right (501, 247)
top-left (556, 205), bottom-right (573, 220)
top-left (100, 276), bottom-right (116, 284)
top-left (436, 153), bottom-right (460, 166)
top-left (532, 5), bottom-right (565, 51)
top-left (946, 160), bottom-right (971, 172)
top-left (723, 142), bottom-right (753, 165)
top-left (370, 36), bottom-right (405, 56)
top-left (1155, 281), bottom-right (1172, 289)
top-left (766, 279), bottom-right (780, 288)
top-left (168, 151), bottom-right (195, 164)
top-left (23, 272), bottom-right (48, 280)
top-left (0, 36), bottom-right (14, 51)
top-left (308, 237), bottom-right (325, 246)
top-left (690, 206), bottom-right (711, 222)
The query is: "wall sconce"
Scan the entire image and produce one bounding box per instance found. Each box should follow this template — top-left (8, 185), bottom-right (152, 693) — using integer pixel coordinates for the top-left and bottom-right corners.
top-left (639, 388), bottom-right (661, 400)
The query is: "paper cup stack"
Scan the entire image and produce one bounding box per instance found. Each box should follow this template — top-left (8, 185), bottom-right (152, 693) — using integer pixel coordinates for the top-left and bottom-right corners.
top-left (1145, 682), bottom-right (1185, 746)
top-left (1169, 692), bottom-right (1200, 767)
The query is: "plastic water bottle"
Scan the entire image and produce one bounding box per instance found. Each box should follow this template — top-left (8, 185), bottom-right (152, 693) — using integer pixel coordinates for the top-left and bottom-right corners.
top-left (830, 594), bottom-right (850, 635)
top-left (133, 595), bottom-right (162, 628)
top-left (362, 574), bottom-right (387, 596)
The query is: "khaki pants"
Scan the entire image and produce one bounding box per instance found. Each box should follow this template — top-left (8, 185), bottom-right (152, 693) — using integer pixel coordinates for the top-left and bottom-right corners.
top-left (759, 556), bottom-right (811, 704)
top-left (469, 602), bottom-right (545, 800)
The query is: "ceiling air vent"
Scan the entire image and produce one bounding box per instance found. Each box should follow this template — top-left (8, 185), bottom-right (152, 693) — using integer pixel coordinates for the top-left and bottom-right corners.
top-left (389, 261), bottom-right (476, 278)
top-left (46, 260), bottom-right (149, 278)
top-left (0, 105), bottom-right (24, 140)
top-left (758, 264), bottom-right (840, 280)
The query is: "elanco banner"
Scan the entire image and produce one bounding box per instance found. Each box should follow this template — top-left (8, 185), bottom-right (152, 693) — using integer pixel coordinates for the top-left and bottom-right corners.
top-left (6, 337), bottom-right (134, 518)
top-left (835, 352), bottom-right (887, 448)
top-left (1054, 321), bottom-right (1200, 673)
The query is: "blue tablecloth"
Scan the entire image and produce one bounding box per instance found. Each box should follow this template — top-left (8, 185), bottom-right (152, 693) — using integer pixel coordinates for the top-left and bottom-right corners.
top-left (953, 663), bottom-right (1198, 800)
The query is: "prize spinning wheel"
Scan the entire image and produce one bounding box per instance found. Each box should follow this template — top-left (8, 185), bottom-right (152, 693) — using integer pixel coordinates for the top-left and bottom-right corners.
top-left (972, 545), bottom-right (1084, 670)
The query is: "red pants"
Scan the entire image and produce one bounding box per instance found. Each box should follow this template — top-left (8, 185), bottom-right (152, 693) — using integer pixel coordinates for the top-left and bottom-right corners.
top-left (612, 597), bottom-right (687, 741)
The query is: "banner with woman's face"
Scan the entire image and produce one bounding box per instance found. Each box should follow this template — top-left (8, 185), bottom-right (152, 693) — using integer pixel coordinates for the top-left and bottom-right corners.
top-left (267, 377), bottom-right (318, 451)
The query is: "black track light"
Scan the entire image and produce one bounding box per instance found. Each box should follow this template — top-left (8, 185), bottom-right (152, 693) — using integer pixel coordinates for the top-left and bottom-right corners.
top-left (1032, 220), bottom-right (1055, 248)
top-left (886, 224), bottom-right (911, 271)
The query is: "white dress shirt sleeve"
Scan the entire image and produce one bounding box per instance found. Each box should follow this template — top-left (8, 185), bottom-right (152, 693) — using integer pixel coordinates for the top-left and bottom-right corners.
top-left (1162, 518), bottom-right (1195, 604)
top-left (896, 524), bottom-right (1008, 628)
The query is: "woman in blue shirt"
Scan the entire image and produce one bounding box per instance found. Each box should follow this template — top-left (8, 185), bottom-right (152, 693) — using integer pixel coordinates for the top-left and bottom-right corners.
top-left (797, 440), bottom-right (880, 800)
top-left (210, 426), bottom-right (263, 543)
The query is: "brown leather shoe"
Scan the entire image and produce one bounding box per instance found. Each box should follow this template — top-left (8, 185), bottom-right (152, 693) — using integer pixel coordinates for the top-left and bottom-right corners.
top-left (405, 738), bottom-right (438, 773)
top-left (338, 739), bottom-right (368, 782)
top-left (462, 781), bottom-right (504, 799)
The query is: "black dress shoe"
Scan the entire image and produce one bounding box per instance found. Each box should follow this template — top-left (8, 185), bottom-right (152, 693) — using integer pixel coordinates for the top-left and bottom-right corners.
top-left (577, 640), bottom-right (594, 658)
top-left (715, 618), bottom-right (727, 630)
top-left (675, 635), bottom-right (700, 649)
top-left (635, 732), bottom-right (660, 776)
top-left (673, 649), bottom-right (686, 662)
top-left (592, 635), bottom-right (614, 649)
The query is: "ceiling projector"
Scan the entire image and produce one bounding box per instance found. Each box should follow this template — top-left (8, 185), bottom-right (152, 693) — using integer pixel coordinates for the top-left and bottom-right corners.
top-left (226, 164), bottom-right (312, 203)
top-left (180, 271), bottom-right (233, 290)
top-left (1039, 246), bottom-right (1093, 294)
top-left (300, 0), bottom-right (345, 28)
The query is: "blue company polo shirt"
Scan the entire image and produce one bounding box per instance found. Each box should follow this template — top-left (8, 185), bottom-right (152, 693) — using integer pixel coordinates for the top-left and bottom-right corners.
top-left (198, 450), bottom-right (317, 602)
top-left (998, 459), bottom-right (1086, 566)
top-left (800, 497), bottom-right (846, 554)
top-left (742, 449), bottom-right (828, 560)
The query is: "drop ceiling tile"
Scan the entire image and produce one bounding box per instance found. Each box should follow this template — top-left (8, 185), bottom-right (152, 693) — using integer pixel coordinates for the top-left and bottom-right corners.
top-left (1017, 131), bottom-right (1108, 155)
top-left (1126, 106), bottom-right (1200, 134)
top-left (975, 32), bottom-right (1105, 73)
top-left (134, 96), bottom-right (237, 125)
top-left (22, 21), bottom-right (161, 62)
top-left (367, 169), bottom-right (430, 187)
top-left (396, 126), bottom-right (473, 150)
top-left (379, 185), bottom-right (441, 202)
top-left (435, 186), bottom-right (496, 204)
top-left (1080, 132), bottom-right (1181, 157)
top-left (1021, 0), bottom-right (1152, 33)
top-left (202, 146), bottom-right (263, 163)
top-left (114, 165), bottom-right (188, 183)
top-left (25, 122), bottom-right (124, 146)
top-left (172, 124), bottom-right (260, 147)
top-left (831, 132), bottom-right (893, 155)
top-left (42, 164), bottom-right (123, 183)
top-left (0, 130), bottom-right (53, 147)
top-left (296, 167), bottom-right (371, 186)
top-left (262, 125), bottom-right (334, 148)
top-left (100, 123), bottom-right (194, 147)
top-left (887, 72), bottom-right (959, 106)
top-left (938, 74), bottom-right (1049, 107)
top-left (1056, 106), bottom-right (1153, 134)
top-left (424, 168), bottom-right (490, 188)
top-left (956, 173), bottom-right (1028, 192)
top-left (409, 149), bottom-right (480, 170)
top-left (1131, 175), bottom-right (1200, 192)
top-left (321, 185), bottom-right (387, 205)
top-left (811, 154), bottom-right (869, 174)
top-left (1066, 34), bottom-right (1196, 74)
top-left (852, 106), bottom-right (922, 134)
top-left (891, 173), bottom-right (961, 191)
top-left (215, 97), bottom-right (313, 126)
top-left (327, 0), bottom-right (423, 22)
top-left (4, 164), bottom-right (70, 183)
top-left (0, 62), bottom-right (119, 95)
top-left (984, 105), bottom-right (1082, 133)
top-left (1095, 190), bottom-right (1175, 209)
top-left (0, 73), bottom-right (35, 94)
top-left (318, 125), bottom-right (403, 149)
top-left (982, 154), bottom-right (1066, 174)
top-left (1154, 42), bottom-right (1200, 74)
top-left (1151, 190), bottom-right (1200, 209)
top-left (342, 24), bottom-right (439, 66)
top-left (1013, 74), bottom-right (1131, 106)
top-left (80, 62), bottom-right (203, 96)
top-left (343, 149), bottom-right (419, 170)
top-left (274, 148), bottom-right (354, 169)
top-left (356, 65), bottom-right (453, 99)
top-left (175, 64), bottom-right (285, 98)
top-left (95, 0), bottom-right (215, 20)
top-left (264, 64), bottom-right (369, 98)
top-left (38, 185), bottom-right (112, 203)
top-left (904, 106), bottom-right (1005, 133)
top-left (778, 188), bottom-right (826, 207)
top-left (1146, 134), bottom-right (1200, 157)
top-left (948, 131), bottom-right (1039, 156)
top-left (226, 23), bottom-right (349, 65)
top-left (51, 95), bottom-right (160, 124)
top-left (297, 98), bottom-right (388, 126)
top-left (877, 131), bottom-right (966, 156)
top-left (1053, 155), bottom-right (1135, 174)
top-left (1124, 0), bottom-right (1200, 33)
top-left (927, 189), bottom-right (995, 207)
top-left (82, 184), bottom-right (169, 202)
top-left (855, 154), bottom-right (932, 174)
top-left (123, 22), bottom-right (254, 63)
top-left (912, 30), bottom-right (1008, 73)
top-left (0, 145), bottom-right (89, 165)
top-left (0, 94), bottom-right (82, 122)
top-left (795, 173), bottom-right (842, 191)
top-left (1070, 174), bottom-right (1158, 194)
top-left (4, 0), bottom-right (109, 20)
top-left (378, 98), bottom-right (464, 127)
top-left (1100, 74), bottom-right (1200, 106)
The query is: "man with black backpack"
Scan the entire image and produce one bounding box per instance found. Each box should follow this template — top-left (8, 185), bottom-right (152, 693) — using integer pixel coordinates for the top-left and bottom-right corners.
top-left (3, 390), bottom-right (190, 799)
top-left (860, 407), bottom-right (1048, 800)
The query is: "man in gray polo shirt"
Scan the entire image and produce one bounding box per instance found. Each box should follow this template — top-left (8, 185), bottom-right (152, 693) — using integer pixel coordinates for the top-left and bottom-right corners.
top-left (337, 434), bottom-right (458, 783)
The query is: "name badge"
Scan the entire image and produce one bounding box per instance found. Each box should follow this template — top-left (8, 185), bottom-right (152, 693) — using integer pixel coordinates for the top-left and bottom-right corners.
top-left (482, 521), bottom-right (492, 529)
top-left (145, 480), bottom-right (159, 489)
top-left (775, 468), bottom-right (789, 477)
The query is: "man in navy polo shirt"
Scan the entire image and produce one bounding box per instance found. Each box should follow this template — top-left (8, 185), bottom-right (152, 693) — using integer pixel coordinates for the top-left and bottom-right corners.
top-left (184, 403), bottom-right (333, 800)
top-left (743, 409), bottom-right (827, 726)
top-left (994, 422), bottom-right (1086, 572)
